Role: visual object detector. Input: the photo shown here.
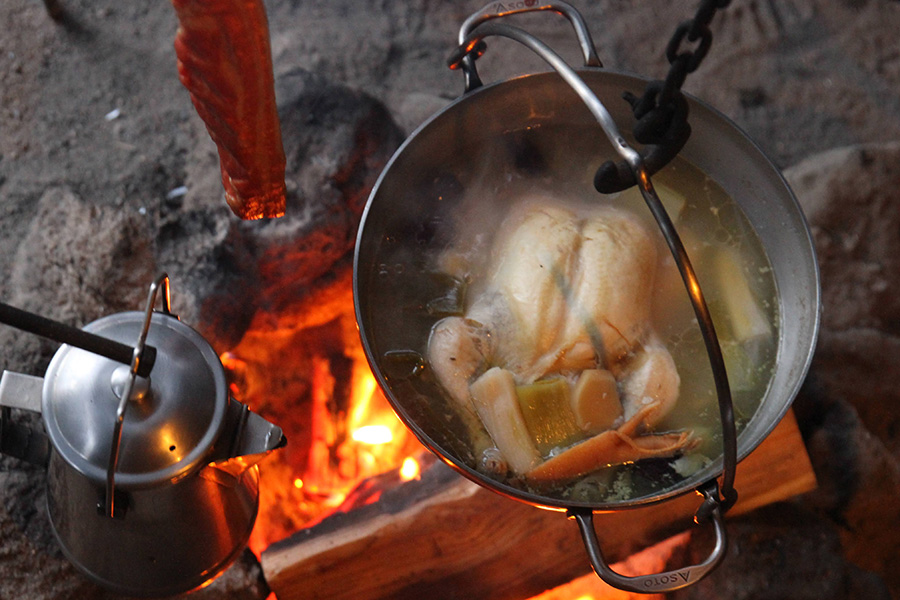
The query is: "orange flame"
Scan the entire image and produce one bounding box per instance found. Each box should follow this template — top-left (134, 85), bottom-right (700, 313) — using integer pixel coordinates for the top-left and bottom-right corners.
top-left (232, 319), bottom-right (425, 556)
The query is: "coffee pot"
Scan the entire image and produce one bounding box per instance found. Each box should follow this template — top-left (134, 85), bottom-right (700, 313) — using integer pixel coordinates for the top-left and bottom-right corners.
top-left (0, 275), bottom-right (285, 596)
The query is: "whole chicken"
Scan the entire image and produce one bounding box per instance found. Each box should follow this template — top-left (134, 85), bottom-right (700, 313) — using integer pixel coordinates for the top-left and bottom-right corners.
top-left (427, 199), bottom-right (697, 483)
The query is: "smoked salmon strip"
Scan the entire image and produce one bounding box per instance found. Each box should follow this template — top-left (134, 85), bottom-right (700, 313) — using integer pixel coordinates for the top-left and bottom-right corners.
top-left (171, 0), bottom-right (287, 220)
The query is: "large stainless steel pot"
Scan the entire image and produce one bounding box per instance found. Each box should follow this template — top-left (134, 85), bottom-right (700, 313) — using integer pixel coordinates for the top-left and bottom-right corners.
top-left (354, 2), bottom-right (819, 592)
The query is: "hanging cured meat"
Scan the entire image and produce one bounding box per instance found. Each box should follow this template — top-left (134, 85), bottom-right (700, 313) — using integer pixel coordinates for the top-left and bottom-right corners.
top-left (171, 0), bottom-right (287, 220)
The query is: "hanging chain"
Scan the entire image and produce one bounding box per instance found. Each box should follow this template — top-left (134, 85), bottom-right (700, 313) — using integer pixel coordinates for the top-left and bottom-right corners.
top-left (642, 0), bottom-right (740, 515)
top-left (594, 0), bottom-right (732, 193)
top-left (660, 0), bottom-right (730, 106)
top-left (592, 0), bottom-right (740, 515)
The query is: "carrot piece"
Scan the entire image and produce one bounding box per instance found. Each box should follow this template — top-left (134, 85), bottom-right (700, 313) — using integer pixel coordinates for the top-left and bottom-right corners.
top-left (527, 429), bottom-right (698, 483)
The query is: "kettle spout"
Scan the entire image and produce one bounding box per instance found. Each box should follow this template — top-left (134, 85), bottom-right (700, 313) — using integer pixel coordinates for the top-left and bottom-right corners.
top-left (207, 398), bottom-right (286, 478)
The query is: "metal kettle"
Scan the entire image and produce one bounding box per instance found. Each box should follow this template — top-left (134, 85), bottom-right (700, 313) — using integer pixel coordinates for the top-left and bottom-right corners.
top-left (0, 275), bottom-right (285, 597)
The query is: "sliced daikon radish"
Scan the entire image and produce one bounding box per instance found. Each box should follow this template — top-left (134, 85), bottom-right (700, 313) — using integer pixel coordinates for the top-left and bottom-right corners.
top-left (571, 369), bottom-right (623, 434)
top-left (470, 367), bottom-right (540, 474)
top-left (714, 246), bottom-right (772, 343)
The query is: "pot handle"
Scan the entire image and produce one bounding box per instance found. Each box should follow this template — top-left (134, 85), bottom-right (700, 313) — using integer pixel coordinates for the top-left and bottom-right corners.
top-left (569, 481), bottom-right (727, 593)
top-left (457, 1), bottom-right (602, 92)
top-left (450, 19), bottom-right (740, 591)
top-left (449, 15), bottom-right (738, 511)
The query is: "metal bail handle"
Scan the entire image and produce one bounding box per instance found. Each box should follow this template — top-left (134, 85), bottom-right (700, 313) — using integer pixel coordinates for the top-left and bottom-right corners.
top-left (449, 13), bottom-right (739, 592)
top-left (569, 481), bottom-right (727, 593)
top-left (104, 273), bottom-right (173, 518)
top-left (456, 1), bottom-right (602, 92)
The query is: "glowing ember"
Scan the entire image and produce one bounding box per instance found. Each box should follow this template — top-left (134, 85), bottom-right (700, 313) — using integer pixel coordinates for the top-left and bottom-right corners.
top-left (399, 457), bottom-right (420, 481)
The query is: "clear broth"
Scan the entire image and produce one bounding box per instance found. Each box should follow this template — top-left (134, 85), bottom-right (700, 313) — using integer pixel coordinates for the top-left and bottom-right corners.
top-left (364, 124), bottom-right (779, 504)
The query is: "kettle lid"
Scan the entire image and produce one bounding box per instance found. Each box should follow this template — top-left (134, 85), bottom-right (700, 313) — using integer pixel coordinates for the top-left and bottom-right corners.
top-left (42, 311), bottom-right (228, 488)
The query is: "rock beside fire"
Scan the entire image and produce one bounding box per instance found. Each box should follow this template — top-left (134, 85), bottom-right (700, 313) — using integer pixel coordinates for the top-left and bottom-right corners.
top-left (668, 503), bottom-right (891, 600)
top-left (0, 185), bottom-right (156, 373)
top-left (788, 142), bottom-right (900, 595)
top-left (788, 142), bottom-right (900, 334)
top-left (167, 68), bottom-right (404, 350)
top-left (796, 375), bottom-right (900, 593)
top-left (236, 68), bottom-right (403, 319)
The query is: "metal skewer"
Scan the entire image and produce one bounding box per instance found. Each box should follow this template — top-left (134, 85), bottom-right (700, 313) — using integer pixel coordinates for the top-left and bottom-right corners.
top-left (0, 302), bottom-right (157, 378)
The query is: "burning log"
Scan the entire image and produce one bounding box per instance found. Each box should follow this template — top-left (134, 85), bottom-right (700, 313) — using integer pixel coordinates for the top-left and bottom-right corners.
top-left (261, 410), bottom-right (815, 600)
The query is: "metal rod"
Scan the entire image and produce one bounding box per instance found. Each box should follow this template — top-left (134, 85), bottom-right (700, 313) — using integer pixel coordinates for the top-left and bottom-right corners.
top-left (450, 22), bottom-right (738, 509)
top-left (105, 273), bottom-right (169, 518)
top-left (455, 1), bottom-right (601, 93)
top-left (0, 302), bottom-right (156, 378)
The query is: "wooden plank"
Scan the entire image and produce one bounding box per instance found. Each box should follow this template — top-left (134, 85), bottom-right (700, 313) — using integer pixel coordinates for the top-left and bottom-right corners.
top-left (724, 409), bottom-right (816, 516)
top-left (261, 410), bottom-right (815, 600)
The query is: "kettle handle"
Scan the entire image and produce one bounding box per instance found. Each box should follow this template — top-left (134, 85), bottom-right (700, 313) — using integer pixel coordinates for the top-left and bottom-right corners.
top-left (104, 273), bottom-right (173, 519)
top-left (0, 301), bottom-right (158, 378)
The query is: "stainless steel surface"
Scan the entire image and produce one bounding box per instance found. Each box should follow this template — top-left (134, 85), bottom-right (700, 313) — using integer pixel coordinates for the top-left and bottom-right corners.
top-left (457, 1), bottom-right (602, 92)
top-left (47, 451), bottom-right (259, 597)
top-left (42, 310), bottom-right (228, 488)
top-left (0, 371), bottom-right (44, 412)
top-left (354, 67), bottom-right (820, 510)
top-left (106, 273), bottom-right (173, 517)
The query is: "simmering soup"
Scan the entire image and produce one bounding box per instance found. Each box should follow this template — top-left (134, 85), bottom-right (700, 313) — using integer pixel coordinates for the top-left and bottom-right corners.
top-left (363, 124), bottom-right (778, 505)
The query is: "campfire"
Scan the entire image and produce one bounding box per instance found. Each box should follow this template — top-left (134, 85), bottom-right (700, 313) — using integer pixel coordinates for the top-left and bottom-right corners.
top-left (216, 264), bottom-right (427, 554)
top-left (13, 0), bottom-right (900, 598)
top-left (214, 265), bottom-right (706, 600)
top-left (160, 1), bottom-right (818, 597)
top-left (204, 256), bottom-right (813, 600)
